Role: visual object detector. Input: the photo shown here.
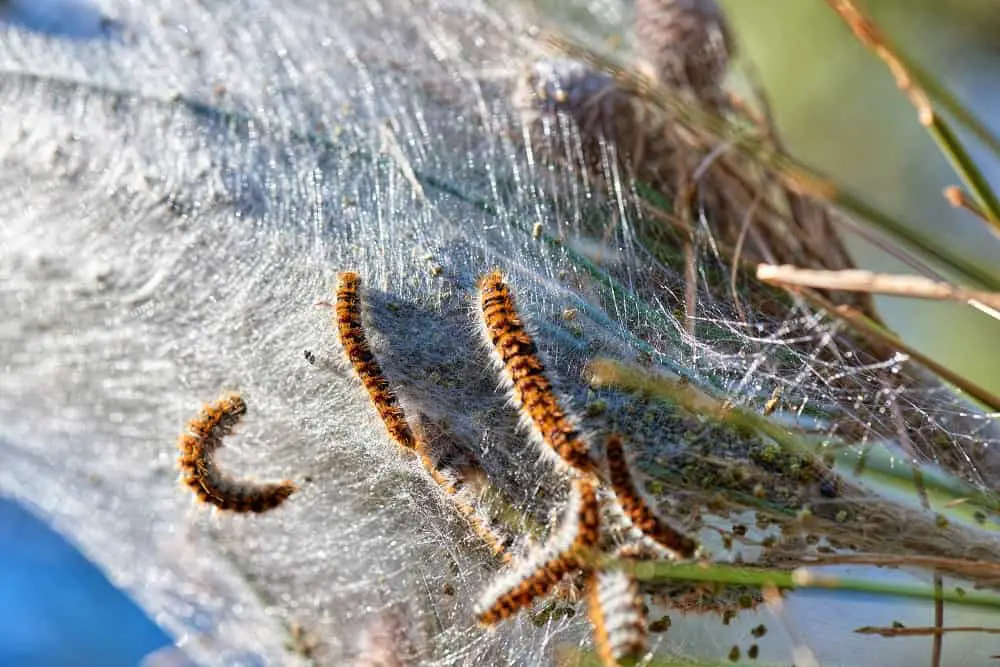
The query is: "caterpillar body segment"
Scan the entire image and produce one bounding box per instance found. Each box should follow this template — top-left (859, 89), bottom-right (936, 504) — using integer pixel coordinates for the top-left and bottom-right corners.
top-left (587, 569), bottom-right (648, 667)
top-left (334, 271), bottom-right (418, 452)
top-left (475, 477), bottom-right (600, 625)
top-left (605, 433), bottom-right (697, 559)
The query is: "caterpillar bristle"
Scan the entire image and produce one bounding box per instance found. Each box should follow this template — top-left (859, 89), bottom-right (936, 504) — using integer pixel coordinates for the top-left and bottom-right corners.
top-left (477, 270), bottom-right (596, 477)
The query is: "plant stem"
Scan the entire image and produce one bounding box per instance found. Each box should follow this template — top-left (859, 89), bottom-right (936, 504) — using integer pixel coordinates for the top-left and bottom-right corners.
top-left (605, 559), bottom-right (1000, 612)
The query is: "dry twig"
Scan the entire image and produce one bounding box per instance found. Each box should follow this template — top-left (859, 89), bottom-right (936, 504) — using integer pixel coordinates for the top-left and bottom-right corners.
top-left (756, 264), bottom-right (1000, 314)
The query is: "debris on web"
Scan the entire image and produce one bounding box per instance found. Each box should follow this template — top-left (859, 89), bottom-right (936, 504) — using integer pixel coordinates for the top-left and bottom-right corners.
top-left (3, 0), bottom-right (999, 666)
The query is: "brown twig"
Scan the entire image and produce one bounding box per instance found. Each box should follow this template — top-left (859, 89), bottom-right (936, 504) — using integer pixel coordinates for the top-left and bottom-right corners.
top-left (756, 264), bottom-right (1000, 313)
top-left (806, 553), bottom-right (1000, 582)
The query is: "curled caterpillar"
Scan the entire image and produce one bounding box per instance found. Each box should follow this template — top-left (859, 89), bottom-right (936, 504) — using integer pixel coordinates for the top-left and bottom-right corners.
top-left (605, 434), bottom-right (697, 559)
top-left (177, 392), bottom-right (297, 513)
top-left (477, 270), bottom-right (596, 476)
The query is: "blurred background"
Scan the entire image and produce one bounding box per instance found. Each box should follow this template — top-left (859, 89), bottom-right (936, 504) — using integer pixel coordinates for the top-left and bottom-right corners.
top-left (722, 0), bottom-right (1000, 393)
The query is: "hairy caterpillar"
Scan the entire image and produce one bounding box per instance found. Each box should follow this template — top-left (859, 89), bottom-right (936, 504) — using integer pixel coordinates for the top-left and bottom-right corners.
top-left (475, 477), bottom-right (599, 625)
top-left (587, 569), bottom-right (648, 667)
top-left (605, 434), bottom-right (697, 559)
top-left (332, 270), bottom-right (418, 452)
top-left (477, 270), bottom-right (596, 476)
top-left (177, 392), bottom-right (297, 513)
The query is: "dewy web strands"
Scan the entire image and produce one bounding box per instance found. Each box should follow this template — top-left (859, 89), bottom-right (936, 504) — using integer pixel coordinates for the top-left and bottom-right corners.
top-left (4, 0), bottom-right (1000, 665)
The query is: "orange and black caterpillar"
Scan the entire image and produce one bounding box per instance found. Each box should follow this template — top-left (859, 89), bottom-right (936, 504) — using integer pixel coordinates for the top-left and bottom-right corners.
top-left (475, 477), bottom-right (600, 625)
top-left (477, 270), bottom-right (596, 476)
top-left (605, 433), bottom-right (697, 559)
top-left (333, 271), bottom-right (417, 452)
top-left (177, 392), bottom-right (297, 513)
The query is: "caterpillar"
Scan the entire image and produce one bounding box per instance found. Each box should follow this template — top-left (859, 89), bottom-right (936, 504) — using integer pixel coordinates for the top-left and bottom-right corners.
top-left (605, 434), bottom-right (697, 559)
top-left (177, 392), bottom-right (297, 513)
top-left (326, 276), bottom-right (516, 562)
top-left (332, 271), bottom-right (418, 452)
top-left (587, 569), bottom-right (648, 667)
top-left (475, 477), bottom-right (600, 625)
top-left (477, 270), bottom-right (596, 477)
